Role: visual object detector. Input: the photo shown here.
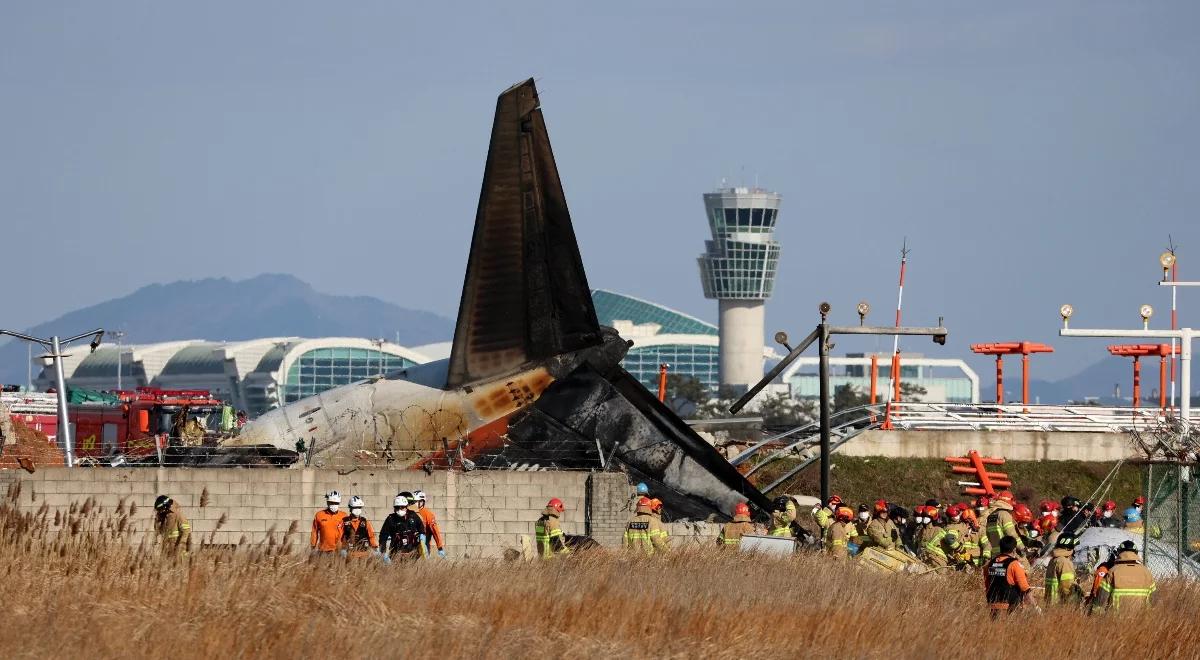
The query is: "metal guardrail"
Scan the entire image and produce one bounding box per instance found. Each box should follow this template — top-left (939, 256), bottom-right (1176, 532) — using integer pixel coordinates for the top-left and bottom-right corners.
top-left (886, 402), bottom-right (1198, 433)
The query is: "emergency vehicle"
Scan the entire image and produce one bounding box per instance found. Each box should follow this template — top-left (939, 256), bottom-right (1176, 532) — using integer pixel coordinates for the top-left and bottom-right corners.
top-left (70, 388), bottom-right (225, 460)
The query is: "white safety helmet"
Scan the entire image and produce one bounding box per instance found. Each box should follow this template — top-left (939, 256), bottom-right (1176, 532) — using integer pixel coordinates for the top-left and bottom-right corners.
top-left (394, 495), bottom-right (409, 509)
top-left (349, 495), bottom-right (365, 509)
top-left (413, 490), bottom-right (427, 502)
top-left (325, 491), bottom-right (342, 504)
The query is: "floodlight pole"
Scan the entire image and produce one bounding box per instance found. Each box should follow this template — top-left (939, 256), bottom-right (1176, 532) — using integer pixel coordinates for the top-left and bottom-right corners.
top-left (0, 327), bottom-right (104, 468)
top-left (1059, 325), bottom-right (1193, 434)
top-left (731, 308), bottom-right (948, 504)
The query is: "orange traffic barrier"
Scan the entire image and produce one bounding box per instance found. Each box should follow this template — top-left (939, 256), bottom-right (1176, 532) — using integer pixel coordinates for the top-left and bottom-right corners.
top-left (944, 450), bottom-right (1010, 497)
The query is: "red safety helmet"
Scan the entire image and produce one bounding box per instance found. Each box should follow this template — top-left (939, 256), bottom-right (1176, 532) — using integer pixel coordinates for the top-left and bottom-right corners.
top-left (1103, 500), bottom-right (1117, 512)
top-left (1134, 496), bottom-right (1146, 506)
top-left (873, 499), bottom-right (889, 514)
top-left (1012, 503), bottom-right (1034, 524)
top-left (975, 496), bottom-right (990, 509)
top-left (1036, 514), bottom-right (1056, 534)
top-left (548, 498), bottom-right (565, 513)
top-left (946, 504), bottom-right (963, 518)
top-left (649, 498), bottom-right (663, 513)
top-left (637, 496), bottom-right (652, 509)
top-left (828, 494), bottom-right (843, 507)
top-left (836, 506), bottom-right (855, 522)
top-left (1038, 500), bottom-right (1055, 513)
top-left (733, 502), bottom-right (750, 517)
top-left (996, 491), bottom-right (1014, 504)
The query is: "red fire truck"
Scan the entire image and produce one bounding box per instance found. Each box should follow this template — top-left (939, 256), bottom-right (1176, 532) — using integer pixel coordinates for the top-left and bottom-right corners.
top-left (2, 390), bottom-right (60, 441)
top-left (70, 388), bottom-right (226, 460)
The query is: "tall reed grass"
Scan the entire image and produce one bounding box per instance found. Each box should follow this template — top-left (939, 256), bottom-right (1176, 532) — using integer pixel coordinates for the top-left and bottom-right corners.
top-left (0, 486), bottom-right (1196, 659)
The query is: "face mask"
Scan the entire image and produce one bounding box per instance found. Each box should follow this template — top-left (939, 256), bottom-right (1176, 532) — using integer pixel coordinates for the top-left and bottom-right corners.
top-left (350, 508), bottom-right (363, 517)
top-left (395, 507), bottom-right (403, 514)
top-left (858, 512), bottom-right (869, 521)
top-left (1029, 529), bottom-right (1039, 538)
top-left (1052, 511), bottom-right (1059, 517)
top-left (1103, 510), bottom-right (1112, 518)
top-left (327, 504), bottom-right (339, 513)
top-left (952, 516), bottom-right (961, 523)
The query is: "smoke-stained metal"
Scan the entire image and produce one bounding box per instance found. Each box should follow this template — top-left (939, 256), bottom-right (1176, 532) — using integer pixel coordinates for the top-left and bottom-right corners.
top-left (447, 79), bottom-right (600, 390)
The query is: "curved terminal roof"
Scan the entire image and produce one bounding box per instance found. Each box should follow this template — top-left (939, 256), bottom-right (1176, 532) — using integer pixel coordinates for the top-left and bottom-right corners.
top-left (592, 289), bottom-right (717, 336)
top-left (161, 344), bottom-right (227, 375)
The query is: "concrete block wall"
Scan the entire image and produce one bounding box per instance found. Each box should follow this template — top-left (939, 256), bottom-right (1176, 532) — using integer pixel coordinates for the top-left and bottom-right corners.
top-left (842, 430), bottom-right (1133, 462)
top-left (2, 468), bottom-right (641, 559)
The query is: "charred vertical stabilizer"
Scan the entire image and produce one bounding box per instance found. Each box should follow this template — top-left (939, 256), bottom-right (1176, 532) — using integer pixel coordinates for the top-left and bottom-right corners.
top-left (447, 79), bottom-right (601, 389)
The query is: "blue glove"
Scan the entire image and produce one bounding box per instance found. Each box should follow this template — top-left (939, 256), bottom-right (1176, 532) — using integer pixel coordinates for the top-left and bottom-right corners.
top-left (437, 549), bottom-right (446, 558)
top-left (847, 542), bottom-right (860, 555)
top-left (381, 553), bottom-right (392, 564)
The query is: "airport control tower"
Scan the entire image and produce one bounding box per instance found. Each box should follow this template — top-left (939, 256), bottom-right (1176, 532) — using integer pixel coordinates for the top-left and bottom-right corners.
top-left (697, 186), bottom-right (782, 393)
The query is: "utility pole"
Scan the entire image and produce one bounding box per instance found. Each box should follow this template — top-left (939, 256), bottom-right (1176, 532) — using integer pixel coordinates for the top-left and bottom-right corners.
top-left (0, 328), bottom-right (105, 467)
top-left (731, 302), bottom-right (948, 503)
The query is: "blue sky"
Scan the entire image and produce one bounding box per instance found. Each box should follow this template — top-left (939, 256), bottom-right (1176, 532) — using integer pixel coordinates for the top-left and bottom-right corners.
top-left (2, 2), bottom-right (1198, 380)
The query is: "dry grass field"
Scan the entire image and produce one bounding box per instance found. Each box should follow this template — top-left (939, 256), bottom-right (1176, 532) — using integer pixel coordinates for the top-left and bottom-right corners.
top-left (1, 491), bottom-right (1198, 660)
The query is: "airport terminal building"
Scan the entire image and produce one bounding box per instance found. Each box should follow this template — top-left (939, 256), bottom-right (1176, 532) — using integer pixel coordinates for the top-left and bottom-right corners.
top-left (34, 290), bottom-right (784, 416)
top-left (35, 338), bottom-right (433, 416)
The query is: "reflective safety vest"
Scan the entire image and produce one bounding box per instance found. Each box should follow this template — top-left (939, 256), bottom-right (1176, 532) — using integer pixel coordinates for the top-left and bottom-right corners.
top-left (534, 512), bottom-right (570, 558)
top-left (985, 555), bottom-right (1024, 610)
top-left (718, 517), bottom-right (754, 546)
top-left (624, 512), bottom-right (669, 555)
top-left (986, 507), bottom-right (1023, 553)
top-left (769, 502), bottom-right (797, 537)
top-left (813, 506), bottom-right (834, 533)
top-left (1098, 557), bottom-right (1156, 611)
top-left (1044, 550), bottom-right (1076, 605)
top-left (824, 521), bottom-right (856, 558)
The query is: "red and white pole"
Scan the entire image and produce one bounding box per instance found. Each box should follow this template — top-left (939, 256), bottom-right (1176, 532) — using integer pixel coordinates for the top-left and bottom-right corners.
top-left (882, 241), bottom-right (908, 429)
top-left (1171, 258), bottom-right (1178, 409)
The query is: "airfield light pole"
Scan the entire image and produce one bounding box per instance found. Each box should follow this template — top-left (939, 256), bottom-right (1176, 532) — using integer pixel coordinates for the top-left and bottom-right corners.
top-left (1161, 251), bottom-right (1179, 409)
top-left (1057, 304), bottom-right (1193, 433)
top-left (107, 330), bottom-right (126, 390)
top-left (0, 328), bottom-right (104, 468)
top-left (730, 302), bottom-right (948, 504)
top-left (1158, 262), bottom-right (1200, 416)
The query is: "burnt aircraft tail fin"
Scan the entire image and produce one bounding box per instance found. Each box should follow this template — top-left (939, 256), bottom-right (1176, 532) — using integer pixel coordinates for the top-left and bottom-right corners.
top-left (447, 78), bottom-right (601, 389)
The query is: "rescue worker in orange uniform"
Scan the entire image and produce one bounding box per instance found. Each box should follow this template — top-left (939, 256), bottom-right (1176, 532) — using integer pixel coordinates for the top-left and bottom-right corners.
top-left (1045, 533), bottom-right (1078, 606)
top-left (535, 498), bottom-right (571, 559)
top-left (154, 495), bottom-right (191, 556)
top-left (338, 495), bottom-right (378, 558)
top-left (1092, 540), bottom-right (1156, 612)
top-left (412, 490), bottom-right (446, 558)
top-left (824, 506), bottom-right (857, 559)
top-left (718, 502), bottom-right (755, 547)
top-left (984, 536), bottom-right (1032, 617)
top-left (311, 490), bottom-right (347, 555)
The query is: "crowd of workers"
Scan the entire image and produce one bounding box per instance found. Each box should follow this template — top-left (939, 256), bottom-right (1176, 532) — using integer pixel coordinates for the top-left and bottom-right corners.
top-left (725, 490), bottom-right (1156, 614)
top-left (149, 482), bottom-right (1156, 614)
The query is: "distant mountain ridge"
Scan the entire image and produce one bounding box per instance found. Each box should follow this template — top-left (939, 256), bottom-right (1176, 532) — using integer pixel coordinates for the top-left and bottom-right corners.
top-left (0, 274), bottom-right (454, 385)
